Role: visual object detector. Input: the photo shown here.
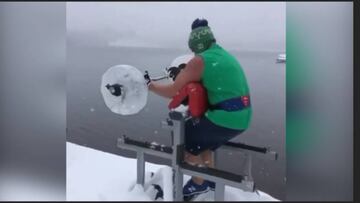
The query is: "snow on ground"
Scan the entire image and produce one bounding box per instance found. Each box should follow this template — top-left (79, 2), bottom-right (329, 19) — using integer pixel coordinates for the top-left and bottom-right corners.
top-left (67, 142), bottom-right (279, 201)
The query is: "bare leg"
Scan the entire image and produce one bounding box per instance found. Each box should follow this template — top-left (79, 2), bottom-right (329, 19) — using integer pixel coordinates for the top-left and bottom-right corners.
top-left (184, 151), bottom-right (205, 185)
top-left (184, 150), bottom-right (214, 185)
top-left (200, 150), bottom-right (214, 168)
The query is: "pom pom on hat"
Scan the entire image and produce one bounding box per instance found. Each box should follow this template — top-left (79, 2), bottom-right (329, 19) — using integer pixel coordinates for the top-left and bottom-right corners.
top-left (188, 18), bottom-right (216, 54)
top-left (191, 18), bottom-right (208, 30)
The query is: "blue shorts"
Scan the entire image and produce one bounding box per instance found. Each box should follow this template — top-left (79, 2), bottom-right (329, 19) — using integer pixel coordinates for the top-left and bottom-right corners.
top-left (184, 116), bottom-right (245, 156)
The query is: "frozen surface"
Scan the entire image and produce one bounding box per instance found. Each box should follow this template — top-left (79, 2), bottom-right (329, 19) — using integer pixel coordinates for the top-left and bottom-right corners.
top-left (100, 64), bottom-right (148, 115)
top-left (67, 142), bottom-right (279, 201)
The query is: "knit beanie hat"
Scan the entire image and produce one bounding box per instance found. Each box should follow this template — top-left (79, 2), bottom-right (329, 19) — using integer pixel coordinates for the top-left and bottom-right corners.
top-left (188, 18), bottom-right (216, 54)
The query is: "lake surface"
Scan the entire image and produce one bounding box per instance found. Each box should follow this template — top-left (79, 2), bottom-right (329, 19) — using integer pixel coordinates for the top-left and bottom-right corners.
top-left (66, 44), bottom-right (285, 199)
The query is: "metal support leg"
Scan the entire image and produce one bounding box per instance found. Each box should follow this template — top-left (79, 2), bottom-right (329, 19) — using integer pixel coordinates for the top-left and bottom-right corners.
top-left (215, 182), bottom-right (225, 201)
top-left (244, 154), bottom-right (253, 182)
top-left (248, 154), bottom-right (253, 181)
top-left (213, 150), bottom-right (219, 168)
top-left (242, 153), bottom-right (255, 191)
top-left (172, 117), bottom-right (185, 201)
top-left (136, 151), bottom-right (145, 186)
top-left (173, 166), bottom-right (183, 201)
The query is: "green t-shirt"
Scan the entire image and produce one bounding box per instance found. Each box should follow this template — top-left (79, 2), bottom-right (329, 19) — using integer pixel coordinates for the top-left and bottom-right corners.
top-left (199, 43), bottom-right (252, 130)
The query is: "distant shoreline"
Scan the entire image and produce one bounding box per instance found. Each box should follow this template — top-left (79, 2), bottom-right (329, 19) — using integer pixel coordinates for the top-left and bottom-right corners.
top-left (67, 42), bottom-right (284, 54)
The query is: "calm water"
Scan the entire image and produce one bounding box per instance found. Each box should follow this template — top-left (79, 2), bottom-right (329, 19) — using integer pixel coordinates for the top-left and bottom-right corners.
top-left (67, 44), bottom-right (285, 199)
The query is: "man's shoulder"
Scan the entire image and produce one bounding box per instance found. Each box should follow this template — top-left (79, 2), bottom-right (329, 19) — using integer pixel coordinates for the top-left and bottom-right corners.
top-left (189, 55), bottom-right (204, 65)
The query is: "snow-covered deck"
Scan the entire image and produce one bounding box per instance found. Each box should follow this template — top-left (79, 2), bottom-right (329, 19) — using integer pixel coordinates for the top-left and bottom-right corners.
top-left (66, 142), bottom-right (279, 201)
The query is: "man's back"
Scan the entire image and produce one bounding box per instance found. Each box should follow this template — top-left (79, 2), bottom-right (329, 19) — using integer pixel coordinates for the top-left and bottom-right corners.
top-left (199, 43), bottom-right (252, 130)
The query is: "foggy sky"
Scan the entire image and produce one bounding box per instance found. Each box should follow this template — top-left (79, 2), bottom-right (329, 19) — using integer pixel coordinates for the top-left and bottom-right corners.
top-left (67, 2), bottom-right (285, 52)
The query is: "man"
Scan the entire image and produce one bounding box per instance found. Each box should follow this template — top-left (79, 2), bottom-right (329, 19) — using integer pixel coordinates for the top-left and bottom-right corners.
top-left (145, 18), bottom-right (252, 200)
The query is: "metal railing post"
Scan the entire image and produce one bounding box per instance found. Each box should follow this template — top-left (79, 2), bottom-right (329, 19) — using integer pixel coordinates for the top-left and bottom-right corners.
top-left (215, 182), bottom-right (225, 201)
top-left (136, 151), bottom-right (145, 186)
top-left (171, 113), bottom-right (185, 201)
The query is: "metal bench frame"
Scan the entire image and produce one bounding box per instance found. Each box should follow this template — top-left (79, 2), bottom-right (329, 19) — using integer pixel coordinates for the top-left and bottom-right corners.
top-left (117, 110), bottom-right (277, 201)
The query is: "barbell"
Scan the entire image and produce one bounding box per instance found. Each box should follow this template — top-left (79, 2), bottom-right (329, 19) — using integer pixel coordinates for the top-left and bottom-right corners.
top-left (100, 54), bottom-right (194, 115)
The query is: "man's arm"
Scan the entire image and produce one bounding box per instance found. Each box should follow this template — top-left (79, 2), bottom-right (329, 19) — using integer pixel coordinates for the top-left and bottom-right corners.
top-left (149, 56), bottom-right (204, 99)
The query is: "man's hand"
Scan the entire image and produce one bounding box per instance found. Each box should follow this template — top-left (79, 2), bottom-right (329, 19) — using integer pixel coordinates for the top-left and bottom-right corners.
top-left (144, 70), bottom-right (152, 86)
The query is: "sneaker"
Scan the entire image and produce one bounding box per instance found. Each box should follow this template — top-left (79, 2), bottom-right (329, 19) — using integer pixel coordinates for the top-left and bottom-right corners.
top-left (205, 180), bottom-right (216, 191)
top-left (183, 179), bottom-right (210, 201)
